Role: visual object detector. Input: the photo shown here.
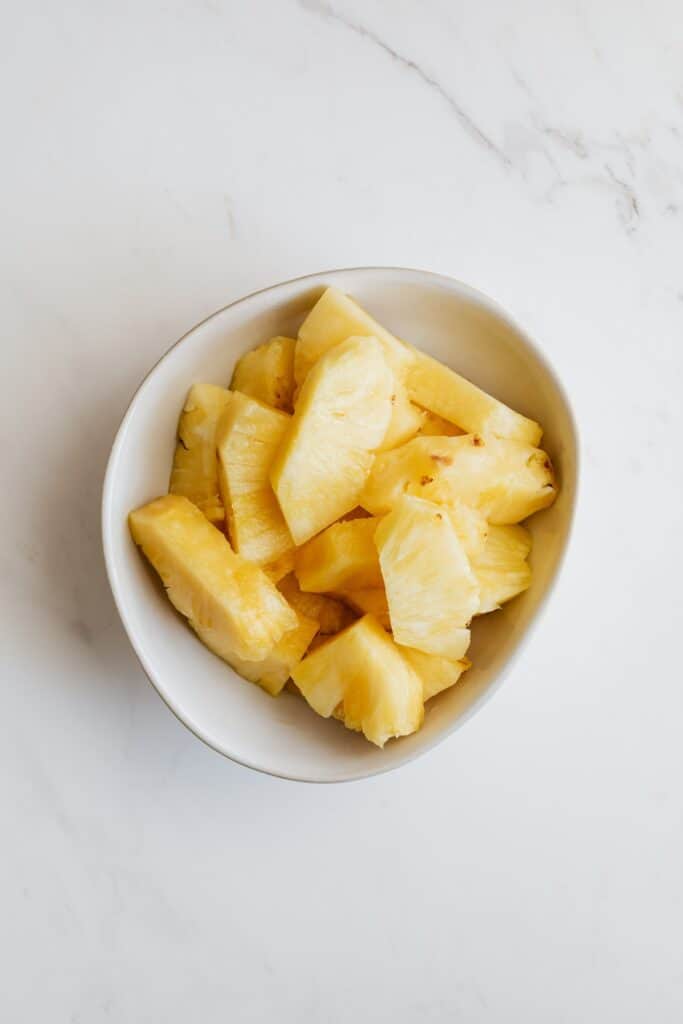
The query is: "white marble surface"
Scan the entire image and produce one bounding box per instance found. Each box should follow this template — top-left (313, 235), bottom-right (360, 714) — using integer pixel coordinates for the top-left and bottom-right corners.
top-left (2, 1), bottom-right (682, 1019)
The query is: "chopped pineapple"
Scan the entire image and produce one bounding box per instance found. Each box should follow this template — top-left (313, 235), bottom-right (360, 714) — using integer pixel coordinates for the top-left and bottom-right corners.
top-left (339, 588), bottom-right (391, 630)
top-left (295, 286), bottom-right (413, 387)
top-left (292, 615), bottom-right (424, 747)
top-left (361, 433), bottom-right (556, 524)
top-left (231, 336), bottom-right (296, 412)
top-left (169, 384), bottom-right (232, 524)
top-left (399, 647), bottom-right (471, 701)
top-left (216, 391), bottom-right (293, 565)
top-left (378, 382), bottom-right (425, 451)
top-left (446, 500), bottom-right (489, 560)
top-left (129, 494), bottom-right (297, 663)
top-left (278, 573), bottom-right (354, 635)
top-left (375, 494), bottom-right (476, 658)
top-left (406, 346), bottom-right (542, 445)
top-left (262, 549), bottom-right (296, 584)
top-left (473, 524), bottom-right (532, 614)
top-left (226, 609), bottom-right (319, 696)
top-left (416, 408), bottom-right (463, 437)
top-left (271, 336), bottom-right (394, 544)
top-left (295, 518), bottom-right (382, 593)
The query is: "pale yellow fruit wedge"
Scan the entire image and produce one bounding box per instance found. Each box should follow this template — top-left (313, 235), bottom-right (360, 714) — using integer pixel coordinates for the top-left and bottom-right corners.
top-left (263, 550), bottom-right (296, 584)
top-left (446, 500), bottom-right (489, 561)
top-left (295, 286), bottom-right (413, 387)
top-left (231, 336), bottom-right (296, 412)
top-left (415, 408), bottom-right (463, 437)
top-left (361, 434), bottom-right (556, 524)
top-left (278, 574), bottom-right (354, 635)
top-left (295, 518), bottom-right (382, 593)
top-left (129, 495), bottom-right (297, 663)
top-left (399, 647), bottom-right (471, 701)
top-left (406, 347), bottom-right (542, 445)
top-left (472, 524), bottom-right (532, 614)
top-left (339, 588), bottom-right (391, 630)
top-left (216, 391), bottom-right (293, 565)
top-left (377, 382), bottom-right (425, 451)
top-left (226, 610), bottom-right (319, 696)
top-left (292, 615), bottom-right (424, 748)
top-left (271, 336), bottom-right (394, 544)
top-left (169, 384), bottom-right (232, 524)
top-left (375, 494), bottom-right (476, 658)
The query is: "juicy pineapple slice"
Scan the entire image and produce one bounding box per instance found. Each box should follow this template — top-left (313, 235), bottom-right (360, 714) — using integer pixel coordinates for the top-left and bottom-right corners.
top-left (473, 524), bottom-right (532, 614)
top-left (399, 647), bottom-right (471, 701)
top-left (270, 336), bottom-right (394, 544)
top-left (263, 550), bottom-right (296, 584)
top-left (129, 494), bottom-right (297, 663)
top-left (226, 609), bottom-right (319, 696)
top-left (361, 434), bottom-right (556, 524)
top-left (231, 336), bottom-right (296, 412)
top-left (295, 286), bottom-right (413, 387)
top-left (278, 573), bottom-right (354, 635)
top-left (169, 384), bottom-right (232, 524)
top-left (377, 382), bottom-right (425, 451)
top-left (446, 500), bottom-right (489, 561)
top-left (375, 494), bottom-right (476, 658)
top-left (416, 408), bottom-right (463, 437)
top-left (291, 615), bottom-right (424, 747)
top-left (406, 347), bottom-right (542, 445)
top-left (339, 588), bottom-right (391, 630)
top-left (216, 391), bottom-right (293, 565)
top-left (295, 518), bottom-right (382, 593)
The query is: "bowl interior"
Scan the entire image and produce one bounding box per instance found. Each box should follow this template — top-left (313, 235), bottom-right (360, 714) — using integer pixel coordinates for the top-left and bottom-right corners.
top-left (103, 268), bottom-right (577, 782)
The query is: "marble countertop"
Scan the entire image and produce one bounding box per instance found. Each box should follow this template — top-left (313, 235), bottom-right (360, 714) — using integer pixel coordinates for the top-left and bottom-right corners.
top-left (2, 1), bottom-right (682, 1020)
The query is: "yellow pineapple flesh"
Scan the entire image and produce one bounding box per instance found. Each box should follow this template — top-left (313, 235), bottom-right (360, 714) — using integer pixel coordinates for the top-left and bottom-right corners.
top-left (406, 346), bottom-right (542, 445)
top-left (277, 573), bottom-right (355, 635)
top-left (416, 408), bottom-right (463, 437)
top-left (226, 609), bottom-right (319, 696)
top-left (377, 382), bottom-right (425, 451)
top-left (129, 495), bottom-right (298, 663)
top-left (231, 336), bottom-right (296, 412)
top-left (216, 391), bottom-right (293, 565)
top-left (339, 588), bottom-right (391, 630)
top-left (295, 517), bottom-right (382, 593)
top-left (270, 336), bottom-right (394, 544)
top-left (169, 384), bottom-right (232, 524)
top-left (291, 615), bottom-right (424, 747)
top-left (399, 647), bottom-right (471, 701)
top-left (472, 524), bottom-right (532, 614)
top-left (263, 550), bottom-right (296, 584)
top-left (375, 494), bottom-right (476, 658)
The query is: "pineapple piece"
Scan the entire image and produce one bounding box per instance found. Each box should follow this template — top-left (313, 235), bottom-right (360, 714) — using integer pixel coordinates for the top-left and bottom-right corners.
top-left (406, 346), bottom-right (542, 445)
top-left (231, 336), bottom-right (296, 412)
top-left (295, 286), bottom-right (413, 387)
top-left (263, 550), bottom-right (296, 584)
top-left (226, 609), bottom-right (319, 696)
top-left (169, 384), bottom-right (232, 524)
top-left (375, 494), bottom-right (476, 658)
top-left (446, 500), bottom-right (489, 561)
top-left (295, 518), bottom-right (382, 593)
top-left (472, 524), bottom-right (532, 614)
top-left (399, 647), bottom-right (471, 701)
top-left (377, 382), bottom-right (425, 451)
top-left (416, 408), bottom-right (463, 437)
top-left (291, 615), bottom-right (424, 747)
top-left (216, 391), bottom-right (293, 565)
top-left (270, 336), bottom-right (394, 544)
top-left (278, 574), bottom-right (354, 635)
top-left (129, 495), bottom-right (297, 663)
top-left (339, 588), bottom-right (391, 630)
top-left (361, 434), bottom-right (556, 524)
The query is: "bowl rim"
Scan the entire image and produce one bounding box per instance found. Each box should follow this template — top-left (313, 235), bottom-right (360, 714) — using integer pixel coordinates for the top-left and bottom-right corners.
top-left (101, 265), bottom-right (580, 784)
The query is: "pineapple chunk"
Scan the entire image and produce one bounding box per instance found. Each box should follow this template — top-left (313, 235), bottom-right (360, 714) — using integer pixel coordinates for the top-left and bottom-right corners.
top-left (399, 647), bottom-right (471, 701)
top-left (446, 500), bottom-right (489, 560)
top-left (169, 384), bottom-right (232, 524)
top-left (270, 336), bottom-right (394, 544)
top-left (278, 574), bottom-right (354, 635)
top-left (295, 286), bottom-right (413, 387)
top-left (416, 408), bottom-right (463, 437)
top-left (291, 615), bottom-right (424, 747)
top-left (361, 434), bottom-right (556, 524)
top-left (129, 495), bottom-right (297, 663)
top-left (231, 336), bottom-right (296, 412)
top-left (377, 382), bottom-right (425, 451)
top-left (472, 524), bottom-right (532, 614)
top-left (216, 391), bottom-right (293, 565)
top-left (295, 518), bottom-right (382, 593)
top-left (226, 609), bottom-right (319, 696)
top-left (339, 588), bottom-right (391, 630)
top-left (375, 494), bottom-right (476, 658)
top-left (406, 347), bottom-right (542, 445)
top-left (263, 550), bottom-right (296, 584)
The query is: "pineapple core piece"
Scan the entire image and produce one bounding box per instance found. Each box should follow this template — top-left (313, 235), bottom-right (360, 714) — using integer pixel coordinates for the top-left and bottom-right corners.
top-left (271, 335), bottom-right (394, 545)
top-left (375, 494), bottom-right (477, 659)
top-left (399, 647), bottom-right (471, 701)
top-left (295, 518), bottom-right (382, 593)
top-left (231, 336), bottom-right (296, 412)
top-left (277, 574), bottom-right (354, 635)
top-left (472, 524), bottom-right (532, 614)
top-left (129, 494), bottom-right (297, 663)
top-left (406, 347), bottom-right (542, 445)
top-left (216, 391), bottom-right (293, 565)
top-left (225, 609), bottom-right (319, 696)
top-left (169, 383), bottom-right (232, 524)
top-left (361, 433), bottom-right (556, 525)
top-left (292, 615), bottom-right (424, 747)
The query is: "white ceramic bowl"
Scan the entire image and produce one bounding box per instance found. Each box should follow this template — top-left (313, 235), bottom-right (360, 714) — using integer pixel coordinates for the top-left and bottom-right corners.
top-left (102, 267), bottom-right (578, 783)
